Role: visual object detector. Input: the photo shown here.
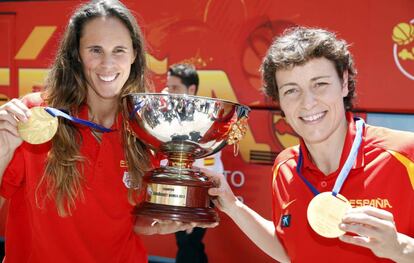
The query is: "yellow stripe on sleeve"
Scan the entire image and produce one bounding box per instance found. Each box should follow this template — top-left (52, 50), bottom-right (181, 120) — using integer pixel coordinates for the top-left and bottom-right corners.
top-left (387, 150), bottom-right (414, 190)
top-left (272, 162), bottom-right (284, 186)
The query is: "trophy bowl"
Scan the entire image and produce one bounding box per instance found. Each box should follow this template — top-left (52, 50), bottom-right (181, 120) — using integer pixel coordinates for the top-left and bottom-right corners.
top-left (123, 93), bottom-right (250, 223)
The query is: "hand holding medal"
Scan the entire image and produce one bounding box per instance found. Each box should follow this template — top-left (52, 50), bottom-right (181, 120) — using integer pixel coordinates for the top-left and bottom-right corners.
top-left (17, 106), bottom-right (112, 144)
top-left (17, 107), bottom-right (58, 144)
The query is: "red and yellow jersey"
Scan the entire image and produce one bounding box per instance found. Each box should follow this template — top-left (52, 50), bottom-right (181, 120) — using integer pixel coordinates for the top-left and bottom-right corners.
top-left (0, 103), bottom-right (147, 263)
top-left (272, 113), bottom-right (414, 263)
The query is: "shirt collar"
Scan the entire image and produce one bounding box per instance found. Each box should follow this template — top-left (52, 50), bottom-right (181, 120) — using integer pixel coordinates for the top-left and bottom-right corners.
top-left (299, 112), bottom-right (365, 174)
top-left (76, 103), bottom-right (121, 131)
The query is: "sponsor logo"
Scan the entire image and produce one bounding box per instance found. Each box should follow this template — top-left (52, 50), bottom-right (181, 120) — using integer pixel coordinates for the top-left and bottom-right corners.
top-left (281, 199), bottom-right (297, 210)
top-left (281, 214), bottom-right (291, 228)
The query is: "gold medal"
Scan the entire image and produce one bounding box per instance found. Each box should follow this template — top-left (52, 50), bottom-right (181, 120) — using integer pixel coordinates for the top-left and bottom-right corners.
top-left (307, 191), bottom-right (351, 238)
top-left (18, 106), bottom-right (58, 144)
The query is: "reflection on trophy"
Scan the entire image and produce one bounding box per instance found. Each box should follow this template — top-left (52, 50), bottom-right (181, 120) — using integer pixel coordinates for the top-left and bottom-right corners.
top-left (123, 93), bottom-right (250, 223)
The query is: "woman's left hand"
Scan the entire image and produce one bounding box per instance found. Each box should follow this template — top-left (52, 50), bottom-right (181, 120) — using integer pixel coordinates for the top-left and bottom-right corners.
top-left (339, 206), bottom-right (414, 262)
top-left (134, 215), bottom-right (218, 235)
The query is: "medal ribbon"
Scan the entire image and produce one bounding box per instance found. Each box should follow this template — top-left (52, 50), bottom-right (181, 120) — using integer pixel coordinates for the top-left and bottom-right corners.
top-left (128, 99), bottom-right (145, 119)
top-left (296, 118), bottom-right (364, 196)
top-left (45, 107), bottom-right (113, 133)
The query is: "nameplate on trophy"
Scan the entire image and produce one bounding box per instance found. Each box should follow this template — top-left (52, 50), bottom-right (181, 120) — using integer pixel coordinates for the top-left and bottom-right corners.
top-left (147, 183), bottom-right (188, 207)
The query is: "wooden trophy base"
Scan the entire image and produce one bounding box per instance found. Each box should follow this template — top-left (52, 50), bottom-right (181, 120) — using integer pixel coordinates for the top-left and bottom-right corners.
top-left (134, 167), bottom-right (219, 223)
top-left (135, 203), bottom-right (218, 223)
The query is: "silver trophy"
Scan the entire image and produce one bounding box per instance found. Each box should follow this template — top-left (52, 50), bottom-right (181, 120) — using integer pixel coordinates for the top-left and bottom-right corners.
top-left (123, 93), bottom-right (250, 223)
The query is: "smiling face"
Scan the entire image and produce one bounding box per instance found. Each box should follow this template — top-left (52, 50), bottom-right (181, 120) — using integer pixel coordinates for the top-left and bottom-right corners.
top-left (277, 57), bottom-right (349, 145)
top-left (79, 16), bottom-right (136, 102)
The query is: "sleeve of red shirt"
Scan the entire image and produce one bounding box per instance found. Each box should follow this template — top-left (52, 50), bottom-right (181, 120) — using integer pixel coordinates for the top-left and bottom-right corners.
top-left (1, 92), bottom-right (43, 199)
top-left (0, 145), bottom-right (26, 199)
top-left (271, 161), bottom-right (282, 227)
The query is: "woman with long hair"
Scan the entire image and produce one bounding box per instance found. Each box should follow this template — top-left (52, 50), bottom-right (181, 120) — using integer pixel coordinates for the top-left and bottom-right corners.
top-left (0, 0), bottom-right (191, 261)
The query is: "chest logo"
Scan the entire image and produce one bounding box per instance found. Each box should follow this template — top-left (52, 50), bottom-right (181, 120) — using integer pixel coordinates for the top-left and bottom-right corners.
top-left (281, 214), bottom-right (291, 228)
top-left (122, 171), bottom-right (138, 189)
top-left (282, 199), bottom-right (296, 210)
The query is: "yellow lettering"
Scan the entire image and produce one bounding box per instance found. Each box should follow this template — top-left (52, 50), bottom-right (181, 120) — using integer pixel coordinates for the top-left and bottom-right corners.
top-left (12, 64), bottom-right (273, 165)
top-left (383, 199), bottom-right (392, 208)
top-left (349, 198), bottom-right (392, 209)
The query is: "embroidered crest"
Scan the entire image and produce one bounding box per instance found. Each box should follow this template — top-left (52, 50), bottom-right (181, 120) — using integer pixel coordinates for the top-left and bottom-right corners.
top-left (122, 171), bottom-right (138, 189)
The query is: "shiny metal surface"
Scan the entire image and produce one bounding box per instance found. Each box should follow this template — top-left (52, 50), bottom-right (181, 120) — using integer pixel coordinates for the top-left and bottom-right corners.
top-left (123, 93), bottom-right (250, 160)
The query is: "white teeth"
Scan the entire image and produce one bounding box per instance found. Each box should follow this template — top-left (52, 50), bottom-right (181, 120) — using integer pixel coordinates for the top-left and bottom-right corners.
top-left (301, 112), bottom-right (325, 122)
top-left (98, 74), bottom-right (117, 82)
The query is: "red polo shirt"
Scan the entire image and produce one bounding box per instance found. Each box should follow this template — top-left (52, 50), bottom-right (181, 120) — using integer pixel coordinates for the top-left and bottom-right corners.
top-left (0, 104), bottom-right (147, 262)
top-left (272, 113), bottom-right (414, 263)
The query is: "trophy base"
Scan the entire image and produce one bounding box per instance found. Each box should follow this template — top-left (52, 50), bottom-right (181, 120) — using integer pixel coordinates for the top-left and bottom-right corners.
top-left (135, 166), bottom-right (219, 223)
top-left (135, 203), bottom-right (219, 223)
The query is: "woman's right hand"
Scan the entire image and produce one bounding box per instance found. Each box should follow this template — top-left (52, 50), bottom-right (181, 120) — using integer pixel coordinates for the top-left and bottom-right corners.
top-left (0, 99), bottom-right (31, 156)
top-left (203, 168), bottom-right (240, 216)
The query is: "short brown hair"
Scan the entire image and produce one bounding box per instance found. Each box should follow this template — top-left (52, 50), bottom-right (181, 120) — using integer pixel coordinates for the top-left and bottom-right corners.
top-left (261, 27), bottom-right (357, 110)
top-left (168, 63), bottom-right (199, 94)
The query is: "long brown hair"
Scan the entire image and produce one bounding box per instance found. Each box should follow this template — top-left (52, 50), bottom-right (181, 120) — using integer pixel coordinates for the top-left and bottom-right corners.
top-left (40, 0), bottom-right (150, 216)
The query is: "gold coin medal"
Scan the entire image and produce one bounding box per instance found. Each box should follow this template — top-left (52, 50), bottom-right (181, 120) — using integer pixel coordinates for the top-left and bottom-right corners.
top-left (299, 119), bottom-right (364, 238)
top-left (307, 191), bottom-right (352, 238)
top-left (18, 106), bottom-right (58, 144)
